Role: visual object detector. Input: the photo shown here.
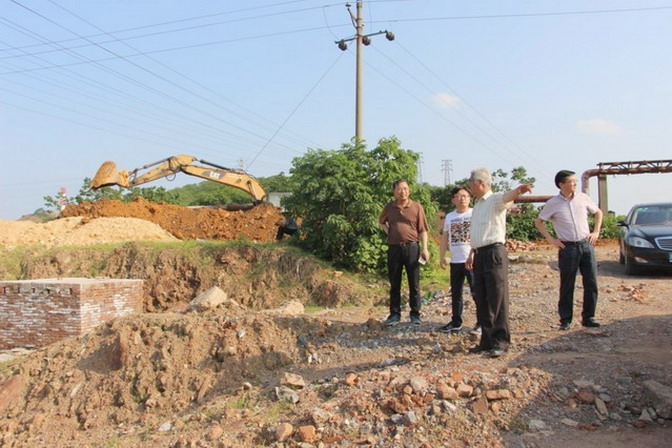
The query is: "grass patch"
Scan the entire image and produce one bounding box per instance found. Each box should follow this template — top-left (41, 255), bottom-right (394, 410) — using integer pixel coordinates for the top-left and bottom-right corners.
top-left (262, 401), bottom-right (292, 423)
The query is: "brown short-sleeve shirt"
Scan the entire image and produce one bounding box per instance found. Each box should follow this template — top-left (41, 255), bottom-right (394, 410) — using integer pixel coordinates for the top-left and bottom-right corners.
top-left (379, 200), bottom-right (429, 245)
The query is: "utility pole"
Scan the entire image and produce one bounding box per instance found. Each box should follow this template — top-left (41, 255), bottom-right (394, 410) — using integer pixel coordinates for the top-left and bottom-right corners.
top-left (335, 1), bottom-right (395, 143)
top-left (442, 159), bottom-right (453, 186)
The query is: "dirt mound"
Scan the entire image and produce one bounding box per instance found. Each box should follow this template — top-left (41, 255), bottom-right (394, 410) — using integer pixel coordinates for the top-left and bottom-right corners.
top-left (61, 198), bottom-right (284, 242)
top-left (0, 311), bottom-right (327, 447)
top-left (0, 217), bottom-right (176, 247)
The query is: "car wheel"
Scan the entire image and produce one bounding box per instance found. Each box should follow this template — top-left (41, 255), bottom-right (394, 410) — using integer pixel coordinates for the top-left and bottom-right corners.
top-left (624, 256), bottom-right (638, 275)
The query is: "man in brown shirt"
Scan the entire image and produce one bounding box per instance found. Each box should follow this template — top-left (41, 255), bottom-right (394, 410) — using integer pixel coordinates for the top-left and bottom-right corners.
top-left (379, 179), bottom-right (430, 326)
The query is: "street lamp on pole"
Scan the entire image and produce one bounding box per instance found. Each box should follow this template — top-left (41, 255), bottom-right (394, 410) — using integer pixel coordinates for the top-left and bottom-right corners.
top-left (335, 1), bottom-right (395, 144)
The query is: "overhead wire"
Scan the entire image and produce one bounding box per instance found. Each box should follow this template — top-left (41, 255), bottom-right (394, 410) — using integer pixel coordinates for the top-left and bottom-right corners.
top-left (371, 5), bottom-right (672, 24)
top-left (352, 48), bottom-right (520, 168)
top-left (248, 52), bottom-right (345, 169)
top-left (0, 2), bottom-right (346, 59)
top-left (43, 0), bottom-right (324, 151)
top-left (3, 3), bottom-right (310, 160)
top-left (384, 41), bottom-right (555, 178)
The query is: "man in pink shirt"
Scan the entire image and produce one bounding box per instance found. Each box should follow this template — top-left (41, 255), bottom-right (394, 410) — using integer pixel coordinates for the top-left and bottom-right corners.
top-left (535, 170), bottom-right (603, 331)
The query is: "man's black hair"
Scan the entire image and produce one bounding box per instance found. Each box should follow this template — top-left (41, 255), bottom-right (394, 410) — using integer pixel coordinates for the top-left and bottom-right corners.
top-left (554, 170), bottom-right (575, 189)
top-left (392, 179), bottom-right (409, 190)
top-left (451, 186), bottom-right (470, 198)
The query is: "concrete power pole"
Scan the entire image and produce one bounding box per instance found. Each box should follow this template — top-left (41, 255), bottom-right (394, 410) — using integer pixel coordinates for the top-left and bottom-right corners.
top-left (335, 1), bottom-right (395, 143)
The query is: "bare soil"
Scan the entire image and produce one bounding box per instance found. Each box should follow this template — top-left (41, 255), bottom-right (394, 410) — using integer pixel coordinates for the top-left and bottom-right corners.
top-left (0, 204), bottom-right (671, 447)
top-left (60, 197), bottom-right (284, 242)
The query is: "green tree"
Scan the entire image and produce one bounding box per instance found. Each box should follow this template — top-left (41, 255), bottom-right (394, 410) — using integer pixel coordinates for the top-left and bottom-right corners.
top-left (258, 172), bottom-right (295, 192)
top-left (284, 137), bottom-right (436, 273)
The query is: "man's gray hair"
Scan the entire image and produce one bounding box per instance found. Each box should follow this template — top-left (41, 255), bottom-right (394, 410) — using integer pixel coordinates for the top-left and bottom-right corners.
top-left (470, 167), bottom-right (492, 188)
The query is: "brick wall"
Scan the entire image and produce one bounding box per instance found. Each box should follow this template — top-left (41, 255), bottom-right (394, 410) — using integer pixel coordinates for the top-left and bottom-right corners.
top-left (0, 278), bottom-right (143, 350)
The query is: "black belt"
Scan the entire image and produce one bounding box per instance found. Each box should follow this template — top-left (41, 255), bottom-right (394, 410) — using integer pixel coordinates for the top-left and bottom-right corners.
top-left (472, 242), bottom-right (503, 254)
top-left (562, 238), bottom-right (589, 245)
top-left (390, 241), bottom-right (418, 247)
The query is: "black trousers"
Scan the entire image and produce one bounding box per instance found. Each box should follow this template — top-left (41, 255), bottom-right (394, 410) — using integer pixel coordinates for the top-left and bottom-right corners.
top-left (387, 242), bottom-right (421, 317)
top-left (449, 262), bottom-right (476, 327)
top-left (473, 244), bottom-right (510, 350)
top-left (558, 241), bottom-right (598, 324)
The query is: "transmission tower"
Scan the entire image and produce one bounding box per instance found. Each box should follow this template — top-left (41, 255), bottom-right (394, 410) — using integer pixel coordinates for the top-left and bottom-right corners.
top-left (442, 159), bottom-right (453, 186)
top-left (416, 153), bottom-right (424, 184)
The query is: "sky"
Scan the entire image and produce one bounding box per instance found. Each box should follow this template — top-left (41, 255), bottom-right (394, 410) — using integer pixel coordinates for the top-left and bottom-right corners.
top-left (2, 0), bottom-right (671, 219)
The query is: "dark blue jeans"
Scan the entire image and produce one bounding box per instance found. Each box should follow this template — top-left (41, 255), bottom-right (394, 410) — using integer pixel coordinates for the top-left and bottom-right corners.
top-left (387, 242), bottom-right (421, 318)
top-left (450, 262), bottom-right (475, 327)
top-left (558, 241), bottom-right (598, 324)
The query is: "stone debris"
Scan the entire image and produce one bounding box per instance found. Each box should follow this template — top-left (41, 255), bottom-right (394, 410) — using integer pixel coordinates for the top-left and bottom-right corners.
top-left (643, 380), bottom-right (672, 419)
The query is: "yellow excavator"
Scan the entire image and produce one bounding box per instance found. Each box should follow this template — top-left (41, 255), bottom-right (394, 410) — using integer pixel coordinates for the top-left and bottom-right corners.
top-left (90, 154), bottom-right (267, 204)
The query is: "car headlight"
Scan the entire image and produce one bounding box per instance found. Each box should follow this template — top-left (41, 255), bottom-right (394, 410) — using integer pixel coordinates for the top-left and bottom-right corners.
top-left (626, 236), bottom-right (654, 248)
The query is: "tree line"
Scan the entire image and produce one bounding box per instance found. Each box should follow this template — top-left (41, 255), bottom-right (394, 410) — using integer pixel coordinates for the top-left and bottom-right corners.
top-left (42, 137), bottom-right (622, 274)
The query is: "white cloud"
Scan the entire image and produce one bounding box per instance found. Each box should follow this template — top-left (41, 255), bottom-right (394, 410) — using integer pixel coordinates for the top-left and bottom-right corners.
top-left (432, 92), bottom-right (461, 109)
top-left (576, 119), bottom-right (622, 135)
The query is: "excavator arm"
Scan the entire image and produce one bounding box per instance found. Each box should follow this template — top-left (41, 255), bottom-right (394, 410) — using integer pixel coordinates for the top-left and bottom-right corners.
top-left (91, 154), bottom-right (267, 203)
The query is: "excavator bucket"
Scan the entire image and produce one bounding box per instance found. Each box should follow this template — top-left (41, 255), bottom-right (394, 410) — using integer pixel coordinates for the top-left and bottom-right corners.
top-left (91, 161), bottom-right (121, 189)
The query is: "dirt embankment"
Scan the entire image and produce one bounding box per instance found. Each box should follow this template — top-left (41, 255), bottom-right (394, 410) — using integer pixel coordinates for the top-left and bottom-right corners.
top-left (15, 244), bottom-right (372, 312)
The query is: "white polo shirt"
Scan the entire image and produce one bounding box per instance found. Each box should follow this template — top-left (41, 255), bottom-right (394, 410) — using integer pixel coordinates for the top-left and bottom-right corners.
top-left (470, 191), bottom-right (512, 249)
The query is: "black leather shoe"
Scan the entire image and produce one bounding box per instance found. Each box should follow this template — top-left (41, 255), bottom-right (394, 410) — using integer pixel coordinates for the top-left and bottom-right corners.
top-left (559, 322), bottom-right (571, 331)
top-left (582, 319), bottom-right (601, 328)
top-left (468, 346), bottom-right (486, 354)
top-left (488, 348), bottom-right (507, 358)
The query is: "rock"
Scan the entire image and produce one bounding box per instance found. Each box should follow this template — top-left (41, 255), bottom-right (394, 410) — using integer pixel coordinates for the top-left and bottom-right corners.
top-left (561, 418), bottom-right (578, 427)
top-left (456, 383), bottom-right (473, 397)
top-left (207, 425), bottom-right (223, 441)
top-left (642, 380), bottom-right (672, 419)
top-left (528, 419), bottom-right (546, 431)
top-left (594, 397), bottom-right (608, 416)
top-left (275, 386), bottom-right (300, 404)
top-left (0, 375), bottom-right (25, 414)
top-left (266, 300), bottom-right (305, 316)
top-left (639, 408), bottom-right (653, 422)
top-left (404, 411), bottom-right (419, 425)
top-left (188, 287), bottom-right (227, 311)
top-left (390, 414), bottom-right (405, 425)
top-left (485, 389), bottom-right (511, 400)
top-left (158, 421), bottom-right (173, 432)
top-left (311, 408), bottom-right (331, 425)
top-left (436, 384), bottom-right (458, 400)
top-left (297, 425), bottom-right (316, 442)
top-left (409, 377), bottom-right (428, 393)
top-left (281, 372), bottom-right (306, 389)
top-left (472, 397), bottom-right (488, 415)
top-left (344, 372), bottom-right (358, 386)
top-left (274, 423), bottom-right (294, 442)
top-left (577, 389), bottom-right (595, 404)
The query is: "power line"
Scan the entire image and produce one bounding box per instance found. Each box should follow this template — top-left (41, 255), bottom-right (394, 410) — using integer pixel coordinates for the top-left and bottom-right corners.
top-left (371, 5), bottom-right (672, 24)
top-left (0, 0), bottom-right (326, 54)
top-left (390, 40), bottom-right (554, 178)
top-left (43, 0), bottom-right (324, 151)
top-left (2, 5), bottom-right (310, 157)
top-left (248, 52), bottom-right (344, 169)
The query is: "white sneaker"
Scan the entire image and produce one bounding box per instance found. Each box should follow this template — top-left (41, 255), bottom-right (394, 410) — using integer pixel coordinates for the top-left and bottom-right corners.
top-left (469, 325), bottom-right (482, 336)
